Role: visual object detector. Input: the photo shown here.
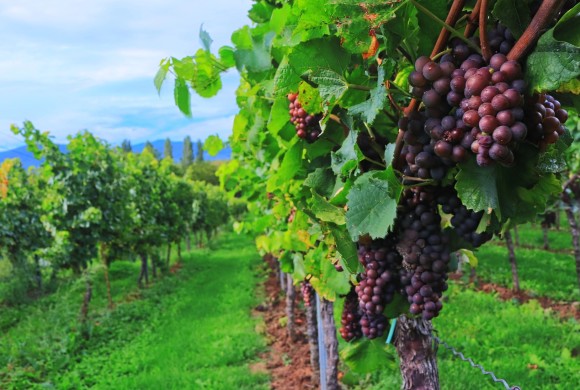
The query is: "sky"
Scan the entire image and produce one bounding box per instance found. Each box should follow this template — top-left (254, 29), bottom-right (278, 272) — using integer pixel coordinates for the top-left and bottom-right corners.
top-left (0, 0), bottom-right (253, 151)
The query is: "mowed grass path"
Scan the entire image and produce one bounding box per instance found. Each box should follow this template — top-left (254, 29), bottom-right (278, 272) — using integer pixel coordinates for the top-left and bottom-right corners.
top-left (82, 233), bottom-right (269, 390)
top-left (0, 233), bottom-right (272, 390)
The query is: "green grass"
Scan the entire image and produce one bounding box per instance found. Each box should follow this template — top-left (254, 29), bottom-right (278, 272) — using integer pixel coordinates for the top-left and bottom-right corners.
top-left (474, 244), bottom-right (580, 301)
top-left (513, 214), bottom-right (573, 252)
top-left (0, 233), bottom-right (269, 389)
top-left (345, 285), bottom-right (580, 390)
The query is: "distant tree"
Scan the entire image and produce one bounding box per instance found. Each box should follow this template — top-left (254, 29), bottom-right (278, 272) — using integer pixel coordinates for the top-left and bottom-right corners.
top-left (196, 140), bottom-right (204, 162)
top-left (164, 138), bottom-right (173, 160)
top-left (182, 136), bottom-right (194, 169)
top-left (121, 139), bottom-right (132, 153)
top-left (143, 141), bottom-right (161, 160)
top-left (184, 162), bottom-right (219, 185)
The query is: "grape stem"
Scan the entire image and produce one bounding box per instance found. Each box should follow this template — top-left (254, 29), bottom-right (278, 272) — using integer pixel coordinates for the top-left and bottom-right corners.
top-left (479, 0), bottom-right (492, 61)
top-left (329, 114), bottom-right (351, 137)
top-left (395, 0), bottom-right (468, 171)
top-left (431, 48), bottom-right (452, 62)
top-left (464, 0), bottom-right (482, 38)
top-left (507, 0), bottom-right (567, 62)
top-left (431, 0), bottom-right (467, 58)
top-left (347, 83), bottom-right (372, 91)
top-left (364, 156), bottom-right (386, 168)
top-left (409, 0), bottom-right (481, 54)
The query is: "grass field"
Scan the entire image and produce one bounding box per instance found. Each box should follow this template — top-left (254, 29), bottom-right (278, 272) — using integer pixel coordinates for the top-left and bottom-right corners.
top-left (1, 227), bottom-right (578, 389)
top-left (0, 234), bottom-right (269, 389)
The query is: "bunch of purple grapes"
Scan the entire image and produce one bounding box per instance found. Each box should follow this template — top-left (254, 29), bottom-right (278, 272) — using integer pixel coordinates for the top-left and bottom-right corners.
top-left (396, 188), bottom-right (450, 320)
top-left (288, 93), bottom-right (322, 142)
top-left (354, 237), bottom-right (401, 338)
top-left (339, 288), bottom-right (363, 342)
top-left (437, 188), bottom-right (492, 248)
top-left (301, 281), bottom-right (315, 307)
top-left (524, 93), bottom-right (568, 151)
top-left (398, 112), bottom-right (449, 181)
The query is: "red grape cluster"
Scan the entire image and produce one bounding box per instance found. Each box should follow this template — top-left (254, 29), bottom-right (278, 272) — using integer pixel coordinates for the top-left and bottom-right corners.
top-left (301, 281), bottom-right (315, 307)
top-left (288, 93), bottom-right (322, 142)
top-left (396, 188), bottom-right (449, 320)
top-left (524, 93), bottom-right (568, 151)
top-left (339, 288), bottom-right (363, 342)
top-left (437, 188), bottom-right (492, 248)
top-left (406, 22), bottom-right (568, 169)
top-left (355, 238), bottom-right (402, 316)
top-left (350, 237), bottom-right (401, 338)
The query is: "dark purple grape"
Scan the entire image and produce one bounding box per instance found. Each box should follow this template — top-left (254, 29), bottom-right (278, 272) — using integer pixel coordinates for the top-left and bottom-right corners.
top-left (463, 110), bottom-right (480, 127)
top-left (491, 94), bottom-right (511, 112)
top-left (492, 125), bottom-right (513, 145)
top-left (481, 86), bottom-right (500, 103)
top-left (434, 141), bottom-right (453, 158)
top-left (415, 56), bottom-right (430, 72)
top-left (489, 53), bottom-right (507, 70)
top-left (423, 62), bottom-right (442, 81)
top-left (478, 103), bottom-right (496, 117)
top-left (500, 61), bottom-right (522, 81)
top-left (409, 71), bottom-right (427, 87)
top-left (422, 90), bottom-right (441, 108)
top-left (497, 110), bottom-right (515, 126)
top-left (479, 115), bottom-right (499, 133)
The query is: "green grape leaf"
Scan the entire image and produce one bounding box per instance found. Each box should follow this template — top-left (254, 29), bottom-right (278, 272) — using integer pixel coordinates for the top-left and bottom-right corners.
top-left (537, 128), bottom-right (573, 173)
top-left (267, 141), bottom-right (305, 191)
top-left (328, 222), bottom-right (359, 274)
top-left (340, 338), bottom-right (396, 374)
top-left (154, 59), bottom-right (169, 95)
top-left (331, 131), bottom-right (363, 176)
top-left (491, 0), bottom-right (533, 39)
top-left (218, 46), bottom-right (236, 68)
top-left (173, 77), bottom-right (191, 117)
top-left (304, 168), bottom-right (335, 198)
top-left (526, 27), bottom-right (580, 93)
top-left (346, 170), bottom-right (398, 241)
top-left (456, 147), bottom-right (563, 225)
top-left (412, 0), bottom-right (447, 56)
top-left (268, 96), bottom-right (291, 136)
top-left (292, 252), bottom-right (306, 281)
top-left (348, 64), bottom-right (389, 124)
top-left (553, 3), bottom-right (580, 47)
top-left (273, 56), bottom-right (302, 97)
top-left (234, 32), bottom-right (274, 74)
top-left (309, 69), bottom-right (349, 104)
top-left (199, 25), bottom-right (213, 52)
top-left (288, 37), bottom-right (350, 79)
top-left (311, 191), bottom-right (346, 225)
top-left (203, 135), bottom-right (224, 157)
top-left (191, 50), bottom-right (223, 98)
top-left (455, 158), bottom-right (499, 215)
top-left (308, 244), bottom-right (351, 301)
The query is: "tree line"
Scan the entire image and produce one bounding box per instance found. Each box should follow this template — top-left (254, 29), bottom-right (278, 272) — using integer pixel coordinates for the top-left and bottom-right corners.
top-left (0, 122), bottom-right (239, 319)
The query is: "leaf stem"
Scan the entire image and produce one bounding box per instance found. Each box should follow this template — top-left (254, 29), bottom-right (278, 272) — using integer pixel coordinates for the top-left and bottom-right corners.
top-left (409, 0), bottom-right (481, 54)
top-left (464, 0), bottom-right (482, 37)
top-left (364, 156), bottom-right (386, 168)
top-left (507, 0), bottom-right (567, 62)
top-left (347, 83), bottom-right (372, 91)
top-left (431, 0), bottom-right (467, 57)
top-left (479, 0), bottom-right (492, 61)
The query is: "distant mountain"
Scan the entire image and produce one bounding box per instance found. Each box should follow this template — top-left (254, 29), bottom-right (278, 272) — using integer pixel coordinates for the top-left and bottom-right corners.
top-left (0, 140), bottom-right (231, 169)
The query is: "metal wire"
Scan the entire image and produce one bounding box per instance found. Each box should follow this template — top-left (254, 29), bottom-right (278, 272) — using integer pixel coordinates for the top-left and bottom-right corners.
top-left (432, 335), bottom-right (521, 390)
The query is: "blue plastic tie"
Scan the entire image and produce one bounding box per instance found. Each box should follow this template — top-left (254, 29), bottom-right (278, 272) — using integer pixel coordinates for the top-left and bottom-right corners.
top-left (386, 318), bottom-right (397, 344)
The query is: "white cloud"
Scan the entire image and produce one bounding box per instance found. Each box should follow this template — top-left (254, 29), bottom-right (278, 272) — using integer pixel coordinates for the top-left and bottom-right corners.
top-left (0, 0), bottom-right (253, 151)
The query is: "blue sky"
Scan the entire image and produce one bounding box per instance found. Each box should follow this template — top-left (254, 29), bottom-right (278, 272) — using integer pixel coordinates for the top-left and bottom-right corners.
top-left (0, 0), bottom-right (253, 151)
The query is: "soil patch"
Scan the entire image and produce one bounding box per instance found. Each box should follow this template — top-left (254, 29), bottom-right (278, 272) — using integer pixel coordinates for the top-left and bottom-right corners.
top-left (256, 255), bottom-right (318, 390)
top-left (449, 272), bottom-right (579, 321)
